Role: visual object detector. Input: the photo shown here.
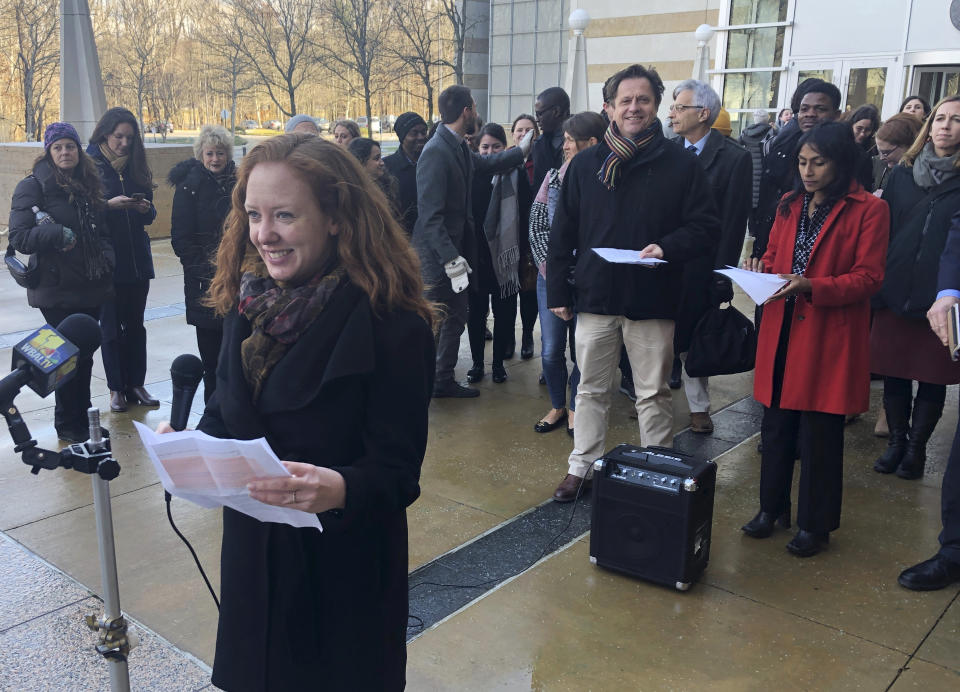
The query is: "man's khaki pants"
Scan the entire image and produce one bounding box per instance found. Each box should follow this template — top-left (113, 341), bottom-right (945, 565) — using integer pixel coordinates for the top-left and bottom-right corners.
top-left (567, 313), bottom-right (675, 478)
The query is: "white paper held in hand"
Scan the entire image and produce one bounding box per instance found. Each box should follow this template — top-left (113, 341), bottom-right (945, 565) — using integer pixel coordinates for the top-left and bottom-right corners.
top-left (133, 421), bottom-right (322, 530)
top-left (714, 266), bottom-right (790, 305)
top-left (593, 248), bottom-right (667, 265)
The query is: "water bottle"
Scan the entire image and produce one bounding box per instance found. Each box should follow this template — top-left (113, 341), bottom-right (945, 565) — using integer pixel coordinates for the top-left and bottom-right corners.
top-left (32, 206), bottom-right (53, 225)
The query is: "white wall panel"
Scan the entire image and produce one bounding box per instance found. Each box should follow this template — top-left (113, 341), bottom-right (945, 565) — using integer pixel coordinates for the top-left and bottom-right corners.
top-left (790, 0), bottom-right (907, 57)
top-left (574, 0), bottom-right (720, 20)
top-left (588, 33), bottom-right (703, 65)
top-left (907, 1), bottom-right (960, 51)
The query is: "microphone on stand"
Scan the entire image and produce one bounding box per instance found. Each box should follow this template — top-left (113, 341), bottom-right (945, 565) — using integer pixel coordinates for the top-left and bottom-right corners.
top-left (169, 354), bottom-right (205, 432)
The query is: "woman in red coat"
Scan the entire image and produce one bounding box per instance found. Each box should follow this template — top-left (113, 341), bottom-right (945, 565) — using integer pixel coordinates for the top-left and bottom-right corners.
top-left (742, 121), bottom-right (889, 557)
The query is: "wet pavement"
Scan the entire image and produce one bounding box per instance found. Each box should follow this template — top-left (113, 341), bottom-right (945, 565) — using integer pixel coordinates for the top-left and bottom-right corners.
top-left (0, 238), bottom-right (958, 690)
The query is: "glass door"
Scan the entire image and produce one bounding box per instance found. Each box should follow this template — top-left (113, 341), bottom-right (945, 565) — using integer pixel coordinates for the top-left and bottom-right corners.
top-left (786, 58), bottom-right (897, 115)
top-left (913, 66), bottom-right (960, 106)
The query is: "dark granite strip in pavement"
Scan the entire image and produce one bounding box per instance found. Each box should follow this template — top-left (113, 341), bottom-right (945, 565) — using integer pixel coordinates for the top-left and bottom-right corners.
top-left (0, 303), bottom-right (186, 349)
top-left (406, 395), bottom-right (764, 639)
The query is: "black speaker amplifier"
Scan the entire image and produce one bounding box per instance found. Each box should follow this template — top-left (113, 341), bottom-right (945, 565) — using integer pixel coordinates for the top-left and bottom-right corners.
top-left (589, 444), bottom-right (717, 591)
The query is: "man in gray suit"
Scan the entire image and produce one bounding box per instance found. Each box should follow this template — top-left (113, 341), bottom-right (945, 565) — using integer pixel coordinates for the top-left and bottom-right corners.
top-left (414, 84), bottom-right (534, 397)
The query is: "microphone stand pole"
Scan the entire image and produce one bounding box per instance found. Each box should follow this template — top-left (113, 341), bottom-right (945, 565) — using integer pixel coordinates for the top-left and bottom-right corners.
top-left (2, 400), bottom-right (133, 691)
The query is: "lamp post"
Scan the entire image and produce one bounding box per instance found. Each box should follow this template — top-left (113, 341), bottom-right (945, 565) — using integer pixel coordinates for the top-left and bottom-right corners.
top-left (564, 8), bottom-right (591, 112)
top-left (60, 0), bottom-right (107, 142)
top-left (693, 23), bottom-right (715, 83)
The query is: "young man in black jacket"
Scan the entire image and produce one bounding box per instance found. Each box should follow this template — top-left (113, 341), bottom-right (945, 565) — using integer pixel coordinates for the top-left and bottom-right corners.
top-left (383, 111), bottom-right (428, 235)
top-left (546, 64), bottom-right (720, 502)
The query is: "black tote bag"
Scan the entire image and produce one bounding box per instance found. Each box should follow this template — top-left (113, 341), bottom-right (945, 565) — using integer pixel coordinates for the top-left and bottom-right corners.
top-left (684, 303), bottom-right (757, 377)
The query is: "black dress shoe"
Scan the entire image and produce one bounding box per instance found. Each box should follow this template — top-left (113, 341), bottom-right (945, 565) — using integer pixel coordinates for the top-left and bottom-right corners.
top-left (619, 377), bottom-right (637, 401)
top-left (492, 363), bottom-right (507, 383)
top-left (126, 386), bottom-right (160, 406)
top-left (741, 509), bottom-right (791, 538)
top-left (433, 382), bottom-right (480, 398)
top-left (57, 426), bottom-right (110, 443)
top-left (520, 332), bottom-right (534, 360)
top-left (534, 409), bottom-right (567, 433)
top-left (538, 372), bottom-right (546, 385)
top-left (484, 327), bottom-right (493, 341)
top-left (466, 361), bottom-right (484, 383)
top-left (898, 554), bottom-right (960, 591)
top-left (786, 530), bottom-right (829, 557)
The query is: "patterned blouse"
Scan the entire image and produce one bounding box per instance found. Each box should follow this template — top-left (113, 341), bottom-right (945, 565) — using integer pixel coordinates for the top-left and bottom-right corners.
top-left (792, 192), bottom-right (834, 275)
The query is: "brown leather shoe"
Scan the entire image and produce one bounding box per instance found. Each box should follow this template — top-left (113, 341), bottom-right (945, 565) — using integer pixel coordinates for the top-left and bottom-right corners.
top-left (552, 474), bottom-right (591, 503)
top-left (690, 412), bottom-right (714, 434)
top-left (126, 386), bottom-right (160, 406)
top-left (109, 390), bottom-right (127, 412)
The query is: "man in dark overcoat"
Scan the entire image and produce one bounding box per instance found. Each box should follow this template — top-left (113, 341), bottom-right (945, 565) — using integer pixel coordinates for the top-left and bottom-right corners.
top-left (669, 79), bottom-right (752, 433)
top-left (546, 64), bottom-right (720, 502)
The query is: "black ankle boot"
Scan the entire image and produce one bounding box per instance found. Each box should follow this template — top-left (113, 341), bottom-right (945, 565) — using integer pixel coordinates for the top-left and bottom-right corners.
top-left (466, 361), bottom-right (484, 383)
top-left (492, 362), bottom-right (507, 383)
top-left (520, 331), bottom-right (534, 360)
top-left (786, 530), bottom-right (829, 557)
top-left (874, 392), bottom-right (911, 474)
top-left (897, 398), bottom-right (944, 480)
top-left (741, 508), bottom-right (791, 538)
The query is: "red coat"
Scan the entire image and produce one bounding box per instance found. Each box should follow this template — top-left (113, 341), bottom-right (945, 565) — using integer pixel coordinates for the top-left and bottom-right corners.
top-left (754, 185), bottom-right (889, 415)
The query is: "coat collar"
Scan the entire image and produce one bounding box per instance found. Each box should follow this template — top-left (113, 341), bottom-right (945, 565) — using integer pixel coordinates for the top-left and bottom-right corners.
top-left (784, 181), bottom-right (868, 266)
top-left (698, 130), bottom-right (725, 170)
top-left (216, 282), bottom-right (375, 437)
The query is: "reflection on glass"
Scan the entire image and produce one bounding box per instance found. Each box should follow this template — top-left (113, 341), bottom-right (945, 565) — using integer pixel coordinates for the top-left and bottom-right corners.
top-left (730, 0), bottom-right (788, 24)
top-left (917, 70), bottom-right (960, 106)
top-left (798, 69), bottom-right (834, 84)
top-left (723, 71), bottom-right (782, 111)
top-left (725, 27), bottom-right (785, 70)
top-left (846, 68), bottom-right (886, 111)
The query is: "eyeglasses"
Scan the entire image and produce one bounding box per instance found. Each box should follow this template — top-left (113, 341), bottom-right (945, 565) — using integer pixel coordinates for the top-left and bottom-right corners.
top-left (669, 104), bottom-right (704, 113)
top-left (877, 146), bottom-right (901, 160)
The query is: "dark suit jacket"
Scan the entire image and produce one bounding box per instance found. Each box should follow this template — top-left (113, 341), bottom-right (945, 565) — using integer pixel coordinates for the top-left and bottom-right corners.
top-left (675, 130), bottom-right (753, 350)
top-left (938, 209), bottom-right (960, 293)
top-left (412, 124), bottom-right (524, 286)
top-left (199, 281), bottom-right (434, 692)
top-left (383, 150), bottom-right (417, 234)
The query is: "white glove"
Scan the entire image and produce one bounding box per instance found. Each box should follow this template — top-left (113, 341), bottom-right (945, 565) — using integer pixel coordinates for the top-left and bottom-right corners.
top-left (519, 129), bottom-right (535, 156)
top-left (444, 256), bottom-right (472, 293)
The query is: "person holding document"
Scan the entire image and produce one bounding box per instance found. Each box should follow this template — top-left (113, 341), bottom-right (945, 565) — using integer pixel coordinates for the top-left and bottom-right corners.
top-left (162, 134), bottom-right (435, 690)
top-left (742, 121), bottom-right (888, 557)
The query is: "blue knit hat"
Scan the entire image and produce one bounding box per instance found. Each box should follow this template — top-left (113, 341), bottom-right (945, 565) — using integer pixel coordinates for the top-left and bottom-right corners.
top-left (43, 122), bottom-right (82, 150)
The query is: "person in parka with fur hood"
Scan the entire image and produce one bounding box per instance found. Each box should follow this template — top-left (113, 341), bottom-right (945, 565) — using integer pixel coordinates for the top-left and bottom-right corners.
top-left (168, 124), bottom-right (238, 401)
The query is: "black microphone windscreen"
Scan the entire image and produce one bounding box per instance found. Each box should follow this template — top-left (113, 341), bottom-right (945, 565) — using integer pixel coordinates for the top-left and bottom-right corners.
top-left (171, 354), bottom-right (205, 388)
top-left (56, 314), bottom-right (102, 357)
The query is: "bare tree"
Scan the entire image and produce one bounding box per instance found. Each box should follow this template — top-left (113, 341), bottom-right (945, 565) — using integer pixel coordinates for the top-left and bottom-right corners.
top-left (438, 0), bottom-right (471, 86)
top-left (197, 11), bottom-right (258, 135)
top-left (4, 0), bottom-right (59, 141)
top-left (389, 1), bottom-right (450, 122)
top-left (321, 0), bottom-right (390, 132)
top-left (229, 0), bottom-right (322, 119)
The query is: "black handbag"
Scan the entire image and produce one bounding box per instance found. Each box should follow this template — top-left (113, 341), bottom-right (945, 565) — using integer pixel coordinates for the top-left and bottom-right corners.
top-left (684, 303), bottom-right (757, 377)
top-left (5, 243), bottom-right (41, 289)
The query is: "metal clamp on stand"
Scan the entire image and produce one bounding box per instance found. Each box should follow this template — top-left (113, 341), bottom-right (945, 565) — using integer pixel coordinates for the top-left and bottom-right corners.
top-left (1, 404), bottom-right (134, 692)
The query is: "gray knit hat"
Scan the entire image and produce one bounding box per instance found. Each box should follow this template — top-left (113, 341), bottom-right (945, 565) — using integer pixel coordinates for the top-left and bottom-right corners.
top-left (285, 114), bottom-right (317, 133)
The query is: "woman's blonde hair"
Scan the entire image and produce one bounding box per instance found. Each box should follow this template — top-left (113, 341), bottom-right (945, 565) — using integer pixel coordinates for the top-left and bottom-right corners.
top-left (193, 124), bottom-right (233, 159)
top-left (207, 134), bottom-right (433, 326)
top-left (901, 95), bottom-right (960, 168)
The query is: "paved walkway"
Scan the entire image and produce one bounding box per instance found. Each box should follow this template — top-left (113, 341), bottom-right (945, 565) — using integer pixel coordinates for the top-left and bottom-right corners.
top-left (0, 237), bottom-right (958, 690)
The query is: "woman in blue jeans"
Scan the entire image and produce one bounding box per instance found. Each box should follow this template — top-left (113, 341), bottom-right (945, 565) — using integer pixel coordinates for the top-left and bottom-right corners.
top-left (528, 112), bottom-right (606, 435)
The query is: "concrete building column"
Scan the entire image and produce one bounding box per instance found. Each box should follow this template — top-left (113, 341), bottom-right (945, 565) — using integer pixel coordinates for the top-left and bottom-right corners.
top-left (60, 0), bottom-right (107, 143)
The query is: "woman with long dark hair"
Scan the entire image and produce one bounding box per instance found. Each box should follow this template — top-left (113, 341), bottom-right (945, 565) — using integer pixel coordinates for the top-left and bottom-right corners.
top-left (168, 124), bottom-right (237, 402)
top-left (88, 107), bottom-right (159, 413)
top-left (901, 95), bottom-right (932, 120)
top-left (509, 113), bottom-right (541, 360)
top-left (347, 136), bottom-right (400, 216)
top-left (465, 122), bottom-right (533, 383)
top-left (871, 96), bottom-right (960, 481)
top-left (845, 104), bottom-right (880, 191)
top-left (8, 123), bottom-right (115, 441)
top-left (158, 134), bottom-right (434, 690)
top-left (742, 121), bottom-right (889, 557)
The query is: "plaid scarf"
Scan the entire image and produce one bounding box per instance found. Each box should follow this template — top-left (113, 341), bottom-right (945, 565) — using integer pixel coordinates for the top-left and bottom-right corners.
top-left (237, 266), bottom-right (346, 402)
top-left (597, 120), bottom-right (661, 190)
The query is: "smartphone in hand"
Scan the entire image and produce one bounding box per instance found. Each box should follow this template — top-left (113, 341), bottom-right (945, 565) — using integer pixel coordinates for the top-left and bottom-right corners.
top-left (131, 193), bottom-right (146, 201)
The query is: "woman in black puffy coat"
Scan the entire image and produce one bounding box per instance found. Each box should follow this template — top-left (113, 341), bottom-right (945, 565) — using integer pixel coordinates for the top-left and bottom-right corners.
top-left (7, 122), bottom-right (114, 441)
top-left (168, 125), bottom-right (237, 401)
top-left (87, 107), bottom-right (159, 413)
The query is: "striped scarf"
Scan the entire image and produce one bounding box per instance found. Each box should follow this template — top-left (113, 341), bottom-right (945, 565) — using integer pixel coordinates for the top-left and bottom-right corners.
top-left (597, 120), bottom-right (660, 190)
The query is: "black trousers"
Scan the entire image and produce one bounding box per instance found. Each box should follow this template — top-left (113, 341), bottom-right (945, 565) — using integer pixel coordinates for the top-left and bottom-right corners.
top-left (467, 288), bottom-right (517, 364)
top-left (100, 280), bottom-right (149, 392)
top-left (195, 325), bottom-right (223, 404)
top-left (939, 394), bottom-right (960, 564)
top-left (40, 306), bottom-right (99, 433)
top-left (759, 300), bottom-right (846, 533)
top-left (519, 288), bottom-right (537, 335)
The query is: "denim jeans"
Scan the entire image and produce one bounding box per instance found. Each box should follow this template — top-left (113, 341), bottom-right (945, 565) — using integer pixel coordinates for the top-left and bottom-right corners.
top-left (536, 273), bottom-right (579, 410)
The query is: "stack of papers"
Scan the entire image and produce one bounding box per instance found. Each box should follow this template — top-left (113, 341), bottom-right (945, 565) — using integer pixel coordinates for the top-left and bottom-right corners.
top-left (134, 421), bottom-right (322, 530)
top-left (593, 248), bottom-right (667, 265)
top-left (714, 266), bottom-right (790, 305)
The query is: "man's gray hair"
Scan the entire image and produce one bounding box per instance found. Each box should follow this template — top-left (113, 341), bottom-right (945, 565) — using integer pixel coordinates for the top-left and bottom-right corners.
top-left (672, 79), bottom-right (721, 127)
top-left (752, 109), bottom-right (770, 125)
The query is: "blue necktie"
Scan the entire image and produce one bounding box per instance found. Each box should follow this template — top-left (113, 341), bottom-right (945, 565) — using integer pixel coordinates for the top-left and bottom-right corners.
top-left (687, 144), bottom-right (698, 155)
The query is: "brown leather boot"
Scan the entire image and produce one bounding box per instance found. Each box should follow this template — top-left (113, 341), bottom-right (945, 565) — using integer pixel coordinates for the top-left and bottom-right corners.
top-left (109, 390), bottom-right (127, 412)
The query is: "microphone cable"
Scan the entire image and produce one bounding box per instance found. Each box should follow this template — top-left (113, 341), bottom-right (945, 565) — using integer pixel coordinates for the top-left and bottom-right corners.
top-left (165, 491), bottom-right (220, 610)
